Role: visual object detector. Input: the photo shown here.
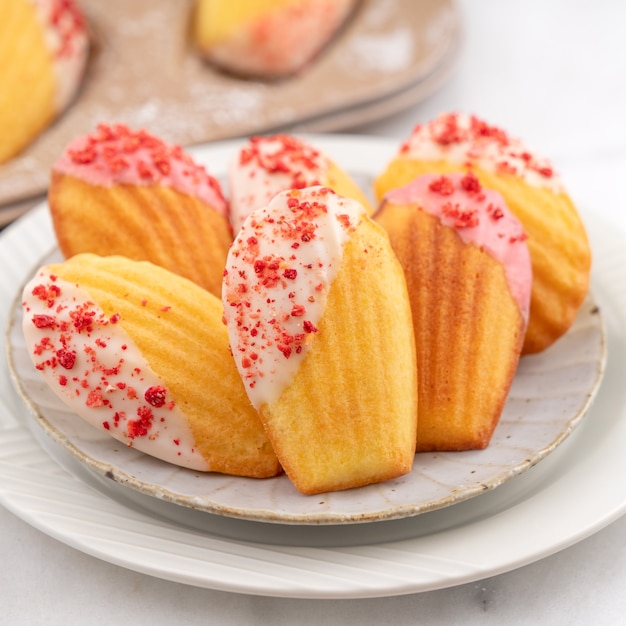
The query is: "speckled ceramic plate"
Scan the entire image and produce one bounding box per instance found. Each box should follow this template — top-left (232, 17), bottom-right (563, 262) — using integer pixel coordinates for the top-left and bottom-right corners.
top-left (0, 0), bottom-right (460, 209)
top-left (3, 136), bottom-right (606, 526)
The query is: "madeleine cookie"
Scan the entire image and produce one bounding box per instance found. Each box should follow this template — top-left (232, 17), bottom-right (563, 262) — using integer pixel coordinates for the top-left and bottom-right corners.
top-left (22, 253), bottom-right (280, 477)
top-left (228, 134), bottom-right (372, 234)
top-left (0, 0), bottom-right (88, 163)
top-left (193, 0), bottom-right (357, 78)
top-left (223, 186), bottom-right (417, 494)
top-left (49, 123), bottom-right (231, 298)
top-left (374, 112), bottom-right (591, 354)
top-left (376, 173), bottom-right (532, 450)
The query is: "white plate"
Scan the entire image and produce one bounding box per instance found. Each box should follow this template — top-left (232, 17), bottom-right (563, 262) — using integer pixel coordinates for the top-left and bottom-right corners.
top-left (4, 137), bottom-right (605, 525)
top-left (1, 136), bottom-right (625, 598)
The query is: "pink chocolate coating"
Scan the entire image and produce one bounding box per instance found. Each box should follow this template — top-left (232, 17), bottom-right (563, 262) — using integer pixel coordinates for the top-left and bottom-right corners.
top-left (53, 123), bottom-right (227, 215)
top-left (384, 172), bottom-right (532, 322)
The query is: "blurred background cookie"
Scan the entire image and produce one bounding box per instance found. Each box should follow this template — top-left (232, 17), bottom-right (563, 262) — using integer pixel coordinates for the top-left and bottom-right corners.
top-left (0, 0), bottom-right (89, 164)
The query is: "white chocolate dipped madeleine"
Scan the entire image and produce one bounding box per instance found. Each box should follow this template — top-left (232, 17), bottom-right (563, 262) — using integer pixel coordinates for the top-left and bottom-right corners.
top-left (22, 254), bottom-right (280, 478)
top-left (193, 0), bottom-right (358, 79)
top-left (376, 172), bottom-right (532, 451)
top-left (222, 186), bottom-right (417, 495)
top-left (49, 123), bottom-right (231, 298)
top-left (228, 133), bottom-right (372, 234)
top-left (373, 112), bottom-right (591, 354)
top-left (0, 0), bottom-right (89, 163)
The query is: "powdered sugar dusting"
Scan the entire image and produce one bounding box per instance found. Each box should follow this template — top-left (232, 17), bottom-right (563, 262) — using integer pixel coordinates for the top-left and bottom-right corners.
top-left (346, 28), bottom-right (414, 72)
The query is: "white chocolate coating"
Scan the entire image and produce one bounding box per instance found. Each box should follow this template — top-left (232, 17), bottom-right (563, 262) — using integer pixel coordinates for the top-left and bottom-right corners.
top-left (222, 186), bottom-right (365, 409)
top-left (228, 135), bottom-right (329, 234)
top-left (21, 268), bottom-right (210, 471)
top-left (399, 112), bottom-right (564, 194)
top-left (29, 0), bottom-right (89, 112)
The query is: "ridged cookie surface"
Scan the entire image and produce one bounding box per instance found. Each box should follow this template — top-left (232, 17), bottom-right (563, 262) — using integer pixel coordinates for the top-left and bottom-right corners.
top-left (376, 173), bottom-right (531, 450)
top-left (49, 124), bottom-right (231, 298)
top-left (22, 254), bottom-right (280, 478)
top-left (262, 218), bottom-right (418, 492)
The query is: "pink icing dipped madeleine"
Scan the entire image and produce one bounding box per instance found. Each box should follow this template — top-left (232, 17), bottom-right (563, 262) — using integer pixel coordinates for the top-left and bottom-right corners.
top-left (375, 172), bottom-right (532, 451)
top-left (22, 253), bottom-right (280, 477)
top-left (0, 0), bottom-right (89, 163)
top-left (49, 123), bottom-right (231, 298)
top-left (374, 112), bottom-right (591, 354)
top-left (222, 186), bottom-right (417, 495)
top-left (193, 0), bottom-right (358, 79)
top-left (228, 134), bottom-right (372, 234)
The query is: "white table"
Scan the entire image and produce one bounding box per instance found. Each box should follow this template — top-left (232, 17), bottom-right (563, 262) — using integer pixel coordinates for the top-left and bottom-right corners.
top-left (2, 1), bottom-right (626, 623)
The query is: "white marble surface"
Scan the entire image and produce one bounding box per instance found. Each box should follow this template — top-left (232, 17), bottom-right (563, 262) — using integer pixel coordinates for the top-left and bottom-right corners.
top-left (2, 0), bottom-right (626, 623)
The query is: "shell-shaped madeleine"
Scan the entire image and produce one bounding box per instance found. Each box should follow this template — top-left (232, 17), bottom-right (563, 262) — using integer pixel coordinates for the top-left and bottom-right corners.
top-left (49, 124), bottom-right (231, 298)
top-left (228, 134), bottom-right (372, 234)
top-left (373, 112), bottom-right (591, 354)
top-left (376, 173), bottom-right (531, 450)
top-left (223, 186), bottom-right (417, 495)
top-left (22, 253), bottom-right (280, 478)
